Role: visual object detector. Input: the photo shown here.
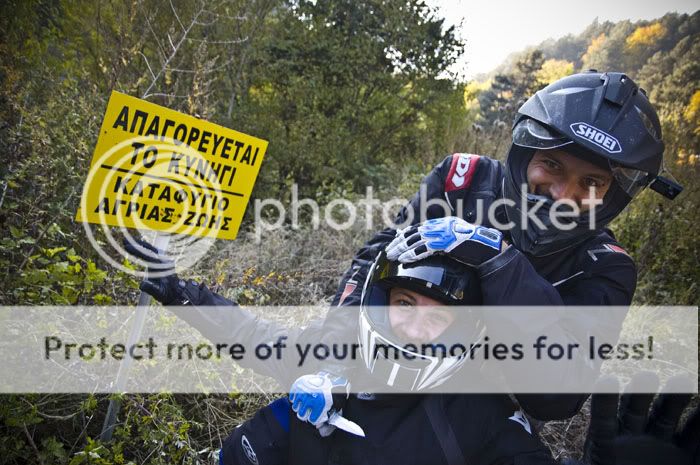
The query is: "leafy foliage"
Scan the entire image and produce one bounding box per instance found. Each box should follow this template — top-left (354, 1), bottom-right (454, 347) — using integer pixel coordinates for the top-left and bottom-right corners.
top-left (626, 22), bottom-right (668, 49)
top-left (0, 0), bottom-right (470, 462)
top-left (244, 0), bottom-right (468, 198)
top-left (0, 2), bottom-right (698, 463)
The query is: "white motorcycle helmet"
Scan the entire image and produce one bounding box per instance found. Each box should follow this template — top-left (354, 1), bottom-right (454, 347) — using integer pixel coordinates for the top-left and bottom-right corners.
top-left (358, 251), bottom-right (484, 391)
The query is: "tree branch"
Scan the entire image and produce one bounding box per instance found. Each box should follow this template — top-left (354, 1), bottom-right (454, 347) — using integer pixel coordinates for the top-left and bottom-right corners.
top-left (142, 3), bottom-right (206, 98)
top-left (138, 52), bottom-right (156, 81)
top-left (22, 423), bottom-right (45, 465)
top-left (144, 13), bottom-right (168, 62)
top-left (170, 0), bottom-right (186, 33)
top-left (141, 92), bottom-right (190, 99)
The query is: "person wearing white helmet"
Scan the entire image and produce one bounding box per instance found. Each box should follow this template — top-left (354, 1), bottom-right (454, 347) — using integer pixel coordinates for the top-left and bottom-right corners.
top-left (125, 239), bottom-right (556, 464)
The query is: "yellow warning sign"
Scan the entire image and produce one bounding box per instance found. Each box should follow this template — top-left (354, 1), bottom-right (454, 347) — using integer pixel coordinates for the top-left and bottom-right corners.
top-left (76, 91), bottom-right (268, 240)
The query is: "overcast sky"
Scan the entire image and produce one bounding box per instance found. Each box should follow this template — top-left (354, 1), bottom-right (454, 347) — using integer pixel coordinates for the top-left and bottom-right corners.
top-left (426, 0), bottom-right (699, 79)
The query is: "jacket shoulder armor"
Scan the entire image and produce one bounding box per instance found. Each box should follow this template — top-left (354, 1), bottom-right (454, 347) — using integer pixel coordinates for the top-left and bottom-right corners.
top-left (444, 153), bottom-right (481, 192)
top-left (441, 153), bottom-right (504, 194)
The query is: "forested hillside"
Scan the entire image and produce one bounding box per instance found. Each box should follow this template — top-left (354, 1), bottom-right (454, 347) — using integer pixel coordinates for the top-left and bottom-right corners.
top-left (0, 1), bottom-right (697, 462)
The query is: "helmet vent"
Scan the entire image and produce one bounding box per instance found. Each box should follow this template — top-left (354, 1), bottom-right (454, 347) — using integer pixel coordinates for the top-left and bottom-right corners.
top-left (636, 106), bottom-right (660, 141)
top-left (604, 74), bottom-right (635, 106)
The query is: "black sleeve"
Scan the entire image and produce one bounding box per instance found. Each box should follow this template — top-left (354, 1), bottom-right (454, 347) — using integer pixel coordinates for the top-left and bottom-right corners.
top-left (556, 251), bottom-right (637, 306)
top-left (167, 280), bottom-right (325, 387)
top-left (477, 435), bottom-right (557, 465)
top-left (477, 245), bottom-right (636, 306)
top-left (476, 247), bottom-right (636, 420)
top-left (448, 396), bottom-right (557, 465)
top-left (220, 398), bottom-right (291, 465)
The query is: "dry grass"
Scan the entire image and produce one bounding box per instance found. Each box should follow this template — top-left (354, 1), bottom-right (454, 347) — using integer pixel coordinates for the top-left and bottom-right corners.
top-left (540, 400), bottom-right (590, 461)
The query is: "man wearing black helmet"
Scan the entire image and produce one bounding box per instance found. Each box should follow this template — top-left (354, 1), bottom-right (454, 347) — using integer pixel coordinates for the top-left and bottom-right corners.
top-left (291, 71), bottom-right (684, 424)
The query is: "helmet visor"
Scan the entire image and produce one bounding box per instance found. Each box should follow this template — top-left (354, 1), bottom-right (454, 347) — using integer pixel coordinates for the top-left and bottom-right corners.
top-left (513, 118), bottom-right (651, 198)
top-left (512, 118), bottom-right (573, 150)
top-left (610, 163), bottom-right (651, 198)
top-left (372, 253), bottom-right (480, 305)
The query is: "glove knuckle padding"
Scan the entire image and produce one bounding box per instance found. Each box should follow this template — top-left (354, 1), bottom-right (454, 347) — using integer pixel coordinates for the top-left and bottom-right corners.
top-left (619, 392), bottom-right (655, 434)
top-left (414, 244), bottom-right (428, 256)
top-left (399, 249), bottom-right (419, 263)
top-left (406, 233), bottom-right (422, 247)
top-left (646, 393), bottom-right (692, 440)
top-left (676, 405), bottom-right (700, 457)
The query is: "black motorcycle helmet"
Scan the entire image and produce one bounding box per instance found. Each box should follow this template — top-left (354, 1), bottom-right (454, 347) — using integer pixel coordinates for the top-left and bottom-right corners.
top-left (358, 251), bottom-right (484, 391)
top-left (503, 71), bottom-right (675, 257)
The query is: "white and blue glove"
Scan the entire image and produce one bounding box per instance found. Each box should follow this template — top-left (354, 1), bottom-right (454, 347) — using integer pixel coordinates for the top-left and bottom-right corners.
top-left (386, 217), bottom-right (503, 267)
top-left (289, 371), bottom-right (350, 437)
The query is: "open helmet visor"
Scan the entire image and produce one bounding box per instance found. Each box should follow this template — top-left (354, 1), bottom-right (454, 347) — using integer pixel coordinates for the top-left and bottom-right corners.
top-left (512, 118), bottom-right (652, 199)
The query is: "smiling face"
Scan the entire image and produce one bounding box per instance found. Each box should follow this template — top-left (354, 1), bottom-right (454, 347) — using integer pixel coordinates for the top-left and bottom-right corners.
top-left (388, 287), bottom-right (456, 345)
top-left (526, 149), bottom-right (614, 211)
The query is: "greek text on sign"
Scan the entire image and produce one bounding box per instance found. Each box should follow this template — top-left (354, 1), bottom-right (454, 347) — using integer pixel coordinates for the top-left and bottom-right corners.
top-left (75, 91), bottom-right (268, 240)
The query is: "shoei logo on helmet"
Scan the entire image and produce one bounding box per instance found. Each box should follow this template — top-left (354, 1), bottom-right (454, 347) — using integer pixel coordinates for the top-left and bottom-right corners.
top-left (570, 123), bottom-right (622, 154)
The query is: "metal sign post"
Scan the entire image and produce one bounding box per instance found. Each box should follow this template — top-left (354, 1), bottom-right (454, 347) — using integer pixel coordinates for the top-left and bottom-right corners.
top-left (99, 233), bottom-right (170, 442)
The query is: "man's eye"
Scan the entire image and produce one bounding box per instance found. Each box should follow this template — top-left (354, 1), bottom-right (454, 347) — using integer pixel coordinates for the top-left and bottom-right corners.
top-left (397, 299), bottom-right (413, 308)
top-left (584, 178), bottom-right (606, 188)
top-left (542, 159), bottom-right (560, 170)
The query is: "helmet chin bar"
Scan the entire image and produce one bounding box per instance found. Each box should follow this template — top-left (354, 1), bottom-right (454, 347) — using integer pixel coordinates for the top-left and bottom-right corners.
top-left (358, 295), bottom-right (483, 391)
top-left (357, 252), bottom-right (485, 391)
top-left (358, 309), bottom-right (473, 391)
